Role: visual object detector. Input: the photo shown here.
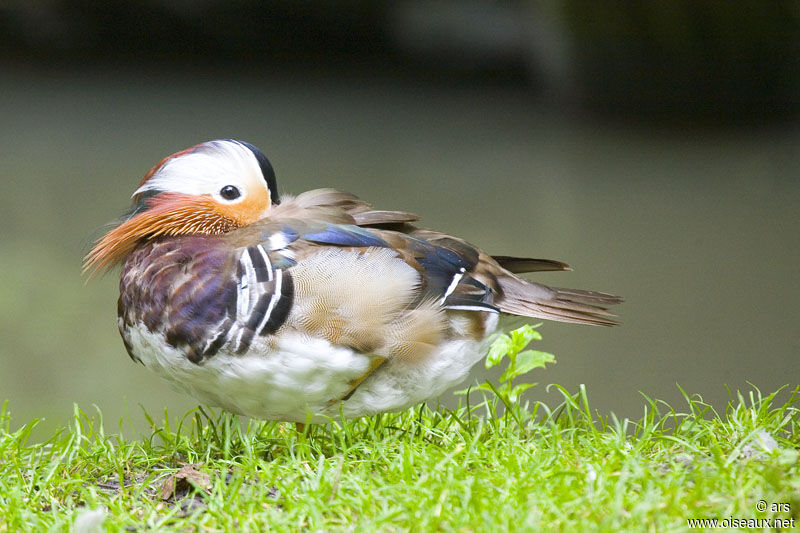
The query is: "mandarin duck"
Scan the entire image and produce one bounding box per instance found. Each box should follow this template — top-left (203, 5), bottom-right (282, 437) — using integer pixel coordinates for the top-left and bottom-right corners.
top-left (85, 140), bottom-right (621, 422)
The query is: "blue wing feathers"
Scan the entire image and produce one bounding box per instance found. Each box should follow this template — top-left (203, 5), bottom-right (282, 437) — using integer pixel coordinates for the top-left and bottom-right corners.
top-left (303, 224), bottom-right (389, 248)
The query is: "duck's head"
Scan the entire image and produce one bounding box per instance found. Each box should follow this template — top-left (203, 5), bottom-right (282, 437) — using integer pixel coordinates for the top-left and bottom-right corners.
top-left (84, 139), bottom-right (279, 274)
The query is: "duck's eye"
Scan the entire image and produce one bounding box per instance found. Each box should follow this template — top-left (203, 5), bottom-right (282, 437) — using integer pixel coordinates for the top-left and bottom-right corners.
top-left (219, 185), bottom-right (241, 201)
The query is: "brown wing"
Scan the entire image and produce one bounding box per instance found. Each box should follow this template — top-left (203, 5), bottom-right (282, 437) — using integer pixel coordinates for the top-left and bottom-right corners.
top-left (264, 189), bottom-right (622, 326)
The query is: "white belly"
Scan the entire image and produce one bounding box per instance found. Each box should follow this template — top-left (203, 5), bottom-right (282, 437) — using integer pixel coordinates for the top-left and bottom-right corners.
top-left (125, 313), bottom-right (498, 422)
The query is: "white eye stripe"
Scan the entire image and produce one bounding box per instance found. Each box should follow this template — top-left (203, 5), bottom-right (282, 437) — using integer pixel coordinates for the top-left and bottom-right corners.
top-left (134, 141), bottom-right (264, 199)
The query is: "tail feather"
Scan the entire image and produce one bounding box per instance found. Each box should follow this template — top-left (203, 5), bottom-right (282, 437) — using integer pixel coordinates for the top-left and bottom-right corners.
top-left (551, 287), bottom-right (623, 307)
top-left (496, 276), bottom-right (622, 326)
top-left (491, 255), bottom-right (572, 273)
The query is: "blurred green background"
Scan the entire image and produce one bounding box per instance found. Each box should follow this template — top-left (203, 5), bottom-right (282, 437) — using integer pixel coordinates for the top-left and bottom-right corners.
top-left (1, 1), bottom-right (798, 434)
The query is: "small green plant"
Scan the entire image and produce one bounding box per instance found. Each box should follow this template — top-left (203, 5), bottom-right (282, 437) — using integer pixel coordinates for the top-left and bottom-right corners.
top-left (477, 324), bottom-right (555, 403)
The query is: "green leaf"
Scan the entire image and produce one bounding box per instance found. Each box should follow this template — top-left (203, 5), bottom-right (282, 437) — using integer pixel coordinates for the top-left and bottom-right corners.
top-left (486, 334), bottom-right (512, 368)
top-left (509, 325), bottom-right (542, 353)
top-left (499, 350), bottom-right (555, 382)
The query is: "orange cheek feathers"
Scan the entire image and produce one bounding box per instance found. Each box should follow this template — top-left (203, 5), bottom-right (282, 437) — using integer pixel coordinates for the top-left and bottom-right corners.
top-left (84, 184), bottom-right (271, 276)
top-left (83, 194), bottom-right (238, 275)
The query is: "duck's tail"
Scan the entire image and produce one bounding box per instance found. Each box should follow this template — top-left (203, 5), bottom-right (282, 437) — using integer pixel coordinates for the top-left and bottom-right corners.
top-left (490, 257), bottom-right (622, 326)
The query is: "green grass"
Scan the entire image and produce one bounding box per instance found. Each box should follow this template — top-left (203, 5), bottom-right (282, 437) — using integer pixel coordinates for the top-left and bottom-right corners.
top-left (2, 329), bottom-right (799, 531)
